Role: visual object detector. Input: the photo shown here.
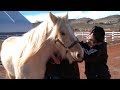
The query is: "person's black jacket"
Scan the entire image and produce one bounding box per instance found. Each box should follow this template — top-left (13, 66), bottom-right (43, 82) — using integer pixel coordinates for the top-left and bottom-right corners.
top-left (79, 41), bottom-right (111, 79)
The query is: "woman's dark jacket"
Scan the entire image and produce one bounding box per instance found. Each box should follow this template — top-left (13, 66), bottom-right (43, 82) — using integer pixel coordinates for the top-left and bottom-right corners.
top-left (79, 41), bottom-right (111, 78)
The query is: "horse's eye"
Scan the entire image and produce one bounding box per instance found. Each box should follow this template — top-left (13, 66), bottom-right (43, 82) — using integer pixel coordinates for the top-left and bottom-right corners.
top-left (60, 32), bottom-right (65, 36)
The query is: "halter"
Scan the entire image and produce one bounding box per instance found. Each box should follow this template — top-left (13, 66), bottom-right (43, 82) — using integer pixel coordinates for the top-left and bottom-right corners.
top-left (55, 38), bottom-right (79, 54)
top-left (52, 18), bottom-right (79, 55)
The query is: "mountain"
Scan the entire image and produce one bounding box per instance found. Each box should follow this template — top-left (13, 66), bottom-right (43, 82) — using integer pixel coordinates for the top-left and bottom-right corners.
top-left (32, 15), bottom-right (120, 32)
top-left (32, 21), bottom-right (42, 28)
top-left (89, 15), bottom-right (120, 24)
top-left (69, 15), bottom-right (120, 32)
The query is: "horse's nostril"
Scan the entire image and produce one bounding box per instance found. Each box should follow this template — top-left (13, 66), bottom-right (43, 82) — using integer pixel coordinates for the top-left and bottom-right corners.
top-left (77, 53), bottom-right (80, 58)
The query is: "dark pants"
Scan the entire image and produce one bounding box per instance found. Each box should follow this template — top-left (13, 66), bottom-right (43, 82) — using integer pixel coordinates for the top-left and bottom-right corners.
top-left (45, 60), bottom-right (80, 79)
top-left (85, 73), bottom-right (111, 79)
top-left (45, 74), bottom-right (62, 79)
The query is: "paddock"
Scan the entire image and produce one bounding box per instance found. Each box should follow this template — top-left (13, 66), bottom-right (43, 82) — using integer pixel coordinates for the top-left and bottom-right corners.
top-left (0, 31), bottom-right (120, 79)
top-left (0, 42), bottom-right (120, 79)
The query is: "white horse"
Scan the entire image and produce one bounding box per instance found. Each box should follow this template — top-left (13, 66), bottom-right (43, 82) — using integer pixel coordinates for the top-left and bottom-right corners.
top-left (0, 12), bottom-right (84, 79)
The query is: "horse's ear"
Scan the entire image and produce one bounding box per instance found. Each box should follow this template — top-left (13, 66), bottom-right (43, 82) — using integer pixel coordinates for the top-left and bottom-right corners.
top-left (63, 13), bottom-right (68, 20)
top-left (49, 12), bottom-right (57, 24)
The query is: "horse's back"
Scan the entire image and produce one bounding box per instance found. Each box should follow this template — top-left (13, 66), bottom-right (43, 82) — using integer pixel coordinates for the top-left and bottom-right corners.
top-left (1, 36), bottom-right (18, 59)
top-left (2, 36), bottom-right (19, 48)
top-left (1, 37), bottom-right (17, 57)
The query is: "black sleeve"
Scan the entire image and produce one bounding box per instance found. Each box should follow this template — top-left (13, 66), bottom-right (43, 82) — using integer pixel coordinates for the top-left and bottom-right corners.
top-left (79, 41), bottom-right (90, 49)
top-left (83, 47), bottom-right (99, 62)
top-left (79, 41), bottom-right (108, 63)
top-left (84, 44), bottom-right (108, 63)
top-left (83, 45), bottom-right (107, 63)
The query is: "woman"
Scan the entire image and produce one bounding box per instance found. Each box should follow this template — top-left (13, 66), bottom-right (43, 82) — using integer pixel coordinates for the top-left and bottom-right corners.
top-left (79, 26), bottom-right (111, 79)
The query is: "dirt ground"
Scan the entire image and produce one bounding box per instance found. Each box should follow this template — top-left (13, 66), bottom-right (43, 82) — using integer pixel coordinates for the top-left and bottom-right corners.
top-left (0, 43), bottom-right (120, 79)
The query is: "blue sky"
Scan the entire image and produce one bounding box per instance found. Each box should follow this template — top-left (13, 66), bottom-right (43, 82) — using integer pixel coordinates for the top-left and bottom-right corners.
top-left (19, 11), bottom-right (120, 23)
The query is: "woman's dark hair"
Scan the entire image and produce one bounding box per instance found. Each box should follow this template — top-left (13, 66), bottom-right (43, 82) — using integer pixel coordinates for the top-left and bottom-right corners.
top-left (90, 26), bottom-right (105, 42)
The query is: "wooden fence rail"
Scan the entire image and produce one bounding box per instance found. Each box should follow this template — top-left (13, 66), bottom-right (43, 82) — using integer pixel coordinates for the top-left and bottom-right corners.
top-left (74, 31), bottom-right (120, 42)
top-left (0, 32), bottom-right (120, 42)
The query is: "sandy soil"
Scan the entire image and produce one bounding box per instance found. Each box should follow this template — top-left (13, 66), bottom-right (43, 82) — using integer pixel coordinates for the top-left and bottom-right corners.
top-left (0, 43), bottom-right (120, 79)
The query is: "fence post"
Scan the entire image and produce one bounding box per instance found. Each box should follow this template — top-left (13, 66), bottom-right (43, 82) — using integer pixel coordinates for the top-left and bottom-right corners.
top-left (82, 32), bottom-right (84, 38)
top-left (112, 31), bottom-right (114, 41)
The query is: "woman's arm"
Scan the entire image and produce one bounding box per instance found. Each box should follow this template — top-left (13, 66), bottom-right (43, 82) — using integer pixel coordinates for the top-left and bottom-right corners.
top-left (79, 41), bottom-right (107, 63)
top-left (83, 44), bottom-right (108, 63)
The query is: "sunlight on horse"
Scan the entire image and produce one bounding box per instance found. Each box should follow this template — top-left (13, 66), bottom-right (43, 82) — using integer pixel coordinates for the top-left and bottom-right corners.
top-left (0, 12), bottom-right (84, 79)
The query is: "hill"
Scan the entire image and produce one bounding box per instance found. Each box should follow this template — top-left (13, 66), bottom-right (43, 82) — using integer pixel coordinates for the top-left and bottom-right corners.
top-left (71, 15), bottom-right (120, 32)
top-left (32, 15), bottom-right (120, 32)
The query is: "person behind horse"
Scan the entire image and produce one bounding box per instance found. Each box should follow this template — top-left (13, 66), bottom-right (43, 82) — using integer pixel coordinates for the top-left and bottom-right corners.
top-left (79, 26), bottom-right (111, 79)
top-left (45, 51), bottom-right (80, 79)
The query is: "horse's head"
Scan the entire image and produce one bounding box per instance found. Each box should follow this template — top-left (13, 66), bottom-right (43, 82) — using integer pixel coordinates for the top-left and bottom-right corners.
top-left (47, 12), bottom-right (84, 63)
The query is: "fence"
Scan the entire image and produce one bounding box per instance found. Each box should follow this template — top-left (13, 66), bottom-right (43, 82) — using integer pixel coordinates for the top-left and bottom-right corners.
top-left (0, 32), bottom-right (120, 42)
top-left (74, 31), bottom-right (120, 42)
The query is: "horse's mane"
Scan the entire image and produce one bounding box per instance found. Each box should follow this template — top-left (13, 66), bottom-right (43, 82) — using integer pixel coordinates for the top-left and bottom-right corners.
top-left (20, 16), bottom-right (62, 59)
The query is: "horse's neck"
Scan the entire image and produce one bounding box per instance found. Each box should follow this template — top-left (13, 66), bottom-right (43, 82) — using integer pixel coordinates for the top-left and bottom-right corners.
top-left (19, 21), bottom-right (56, 64)
top-left (35, 40), bottom-right (54, 64)
top-left (21, 22), bottom-right (49, 54)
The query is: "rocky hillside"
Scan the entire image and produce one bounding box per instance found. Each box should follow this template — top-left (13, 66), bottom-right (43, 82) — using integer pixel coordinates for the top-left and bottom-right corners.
top-left (32, 15), bottom-right (120, 32)
top-left (32, 21), bottom-right (42, 28)
top-left (70, 15), bottom-right (120, 32)
top-left (89, 15), bottom-right (120, 24)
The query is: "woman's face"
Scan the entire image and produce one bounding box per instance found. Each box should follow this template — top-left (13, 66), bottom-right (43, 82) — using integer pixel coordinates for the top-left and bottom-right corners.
top-left (87, 33), bottom-right (94, 41)
top-left (87, 33), bottom-right (96, 47)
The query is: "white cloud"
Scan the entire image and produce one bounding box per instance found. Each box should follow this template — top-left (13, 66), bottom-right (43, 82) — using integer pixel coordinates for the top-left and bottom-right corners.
top-left (24, 11), bottom-right (120, 23)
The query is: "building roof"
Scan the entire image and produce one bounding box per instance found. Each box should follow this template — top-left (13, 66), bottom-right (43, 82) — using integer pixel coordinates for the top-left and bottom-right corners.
top-left (0, 11), bottom-right (33, 32)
